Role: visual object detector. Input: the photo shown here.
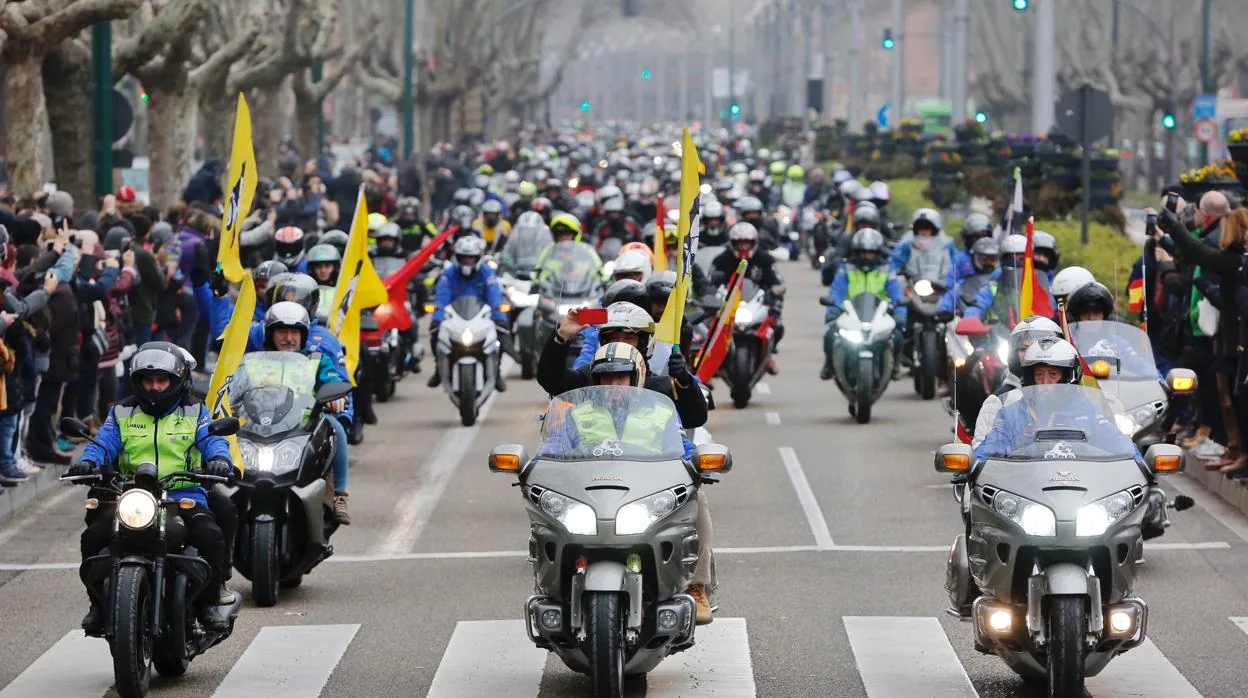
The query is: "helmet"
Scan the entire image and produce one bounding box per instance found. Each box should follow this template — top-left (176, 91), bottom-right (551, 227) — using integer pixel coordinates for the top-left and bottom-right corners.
top-left (117, 185), bottom-right (137, 203)
top-left (969, 237), bottom-right (1000, 273)
top-left (450, 205), bottom-right (475, 230)
top-left (320, 229), bottom-right (349, 256)
top-left (550, 213), bottom-right (582, 240)
top-left (714, 178), bottom-right (734, 193)
top-left (514, 210), bottom-right (546, 232)
top-left (730, 162), bottom-right (748, 175)
top-left (546, 177), bottom-right (565, 192)
top-left (645, 270), bottom-right (677, 309)
top-left (604, 279), bottom-right (650, 309)
top-left (254, 260), bottom-right (288, 285)
top-left (266, 273), bottom-right (320, 319)
top-left (473, 174), bottom-right (491, 190)
top-left (481, 199), bottom-right (504, 215)
top-left (748, 169), bottom-right (767, 184)
top-left (1032, 230), bottom-right (1059, 270)
top-left (274, 226), bottom-right (305, 266)
top-left (452, 235), bottom-right (487, 276)
top-left (612, 250), bottom-right (651, 282)
top-left (999, 234), bottom-right (1027, 267)
top-left (130, 344), bottom-right (190, 416)
top-left (518, 181), bottom-right (538, 198)
top-left (1008, 315), bottom-right (1064, 376)
top-left (768, 161), bottom-right (786, 176)
top-left (452, 188), bottom-right (472, 205)
top-left (786, 164), bottom-right (805, 180)
top-left (477, 164), bottom-right (494, 176)
top-left (849, 228), bottom-right (886, 267)
top-left (468, 188), bottom-right (486, 208)
top-left (868, 181), bottom-right (891, 205)
top-left (702, 199), bottom-right (725, 220)
top-left (619, 242), bottom-right (654, 264)
top-left (602, 197), bottom-right (626, 214)
top-left (375, 222), bottom-right (401, 241)
top-left (1051, 266), bottom-right (1096, 302)
top-left (910, 207), bottom-right (943, 233)
top-left (1066, 281), bottom-right (1114, 322)
top-left (757, 148), bottom-right (772, 161)
top-left (831, 169), bottom-right (854, 185)
top-left (728, 221), bottom-right (759, 256)
top-left (852, 204), bottom-right (881, 230)
top-left (306, 244), bottom-right (341, 284)
top-left (103, 226), bottom-right (131, 252)
top-left (736, 196), bottom-right (763, 214)
top-left (591, 341), bottom-right (648, 387)
top-left (1021, 337), bottom-right (1082, 386)
top-left (960, 213), bottom-right (994, 249)
top-left (838, 180), bottom-right (861, 197)
top-left (397, 196), bottom-right (421, 220)
top-left (264, 301), bottom-right (312, 351)
top-left (599, 302), bottom-right (656, 356)
top-left (597, 184), bottom-right (623, 203)
top-left (367, 212), bottom-right (388, 232)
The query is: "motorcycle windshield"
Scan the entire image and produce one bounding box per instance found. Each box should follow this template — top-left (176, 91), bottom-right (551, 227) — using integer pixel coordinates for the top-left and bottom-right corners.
top-left (231, 352), bottom-right (318, 437)
top-left (538, 386), bottom-right (685, 462)
top-left (505, 224), bottom-right (553, 269)
top-left (849, 292), bottom-right (881, 321)
top-left (372, 256), bottom-right (405, 279)
top-left (449, 295), bottom-right (486, 321)
top-left (1068, 321), bottom-right (1159, 381)
top-left (537, 242), bottom-right (600, 297)
top-left (980, 385), bottom-right (1139, 462)
top-left (987, 268), bottom-right (1024, 328)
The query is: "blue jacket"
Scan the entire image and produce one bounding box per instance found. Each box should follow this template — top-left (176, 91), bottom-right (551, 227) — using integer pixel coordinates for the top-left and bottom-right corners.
top-left (965, 269), bottom-right (1055, 321)
top-left (889, 237), bottom-right (959, 275)
top-left (247, 322), bottom-right (353, 423)
top-left (953, 250), bottom-right (976, 282)
top-left (80, 401), bottom-right (232, 508)
top-left (827, 265), bottom-right (907, 325)
top-left (432, 264), bottom-right (506, 323)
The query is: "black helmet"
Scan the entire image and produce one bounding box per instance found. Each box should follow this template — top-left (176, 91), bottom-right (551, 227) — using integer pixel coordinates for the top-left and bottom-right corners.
top-left (849, 228), bottom-right (886, 267)
top-left (960, 213), bottom-right (993, 250)
top-left (263, 301), bottom-right (311, 350)
top-left (274, 226), bottom-right (306, 266)
top-left (255, 260), bottom-right (288, 285)
top-left (320, 229), bottom-right (350, 257)
top-left (645, 270), bottom-right (677, 308)
top-left (102, 226), bottom-right (131, 252)
top-left (266, 272), bottom-right (321, 320)
top-left (397, 196), bottom-right (421, 220)
top-left (306, 244), bottom-right (342, 285)
top-left (130, 343), bottom-right (190, 416)
top-left (604, 279), bottom-right (649, 310)
top-left (1066, 281), bottom-right (1114, 321)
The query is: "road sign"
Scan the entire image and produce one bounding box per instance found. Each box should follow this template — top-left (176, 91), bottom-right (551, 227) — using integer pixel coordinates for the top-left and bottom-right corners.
top-left (876, 104), bottom-right (889, 127)
top-left (1056, 85), bottom-right (1112, 143)
top-left (1194, 94), bottom-right (1216, 120)
top-left (1194, 118), bottom-right (1217, 144)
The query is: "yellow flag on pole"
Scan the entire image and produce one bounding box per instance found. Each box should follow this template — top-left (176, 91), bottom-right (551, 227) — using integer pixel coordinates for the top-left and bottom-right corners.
top-left (207, 275), bottom-right (255, 471)
top-left (217, 94), bottom-right (257, 283)
top-left (330, 188), bottom-right (388, 383)
top-left (655, 129), bottom-right (705, 345)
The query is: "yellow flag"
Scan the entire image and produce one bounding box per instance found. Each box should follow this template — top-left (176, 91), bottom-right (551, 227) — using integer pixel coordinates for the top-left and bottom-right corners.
top-left (207, 275), bottom-right (255, 471)
top-left (655, 129), bottom-right (705, 344)
top-left (217, 94), bottom-right (258, 284)
top-left (653, 226), bottom-right (669, 272)
top-left (330, 188), bottom-right (388, 383)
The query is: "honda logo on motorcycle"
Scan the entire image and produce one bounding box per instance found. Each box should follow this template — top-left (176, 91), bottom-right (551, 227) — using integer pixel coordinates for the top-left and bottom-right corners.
top-left (1049, 470), bottom-right (1080, 482)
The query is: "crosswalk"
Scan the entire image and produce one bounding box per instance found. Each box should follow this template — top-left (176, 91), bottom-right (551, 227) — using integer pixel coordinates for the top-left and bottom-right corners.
top-left (2, 615), bottom-right (1244, 696)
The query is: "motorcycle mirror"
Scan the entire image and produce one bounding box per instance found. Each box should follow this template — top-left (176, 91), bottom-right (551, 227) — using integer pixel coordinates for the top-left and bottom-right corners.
top-left (489, 444), bottom-right (529, 474)
top-left (1144, 444), bottom-right (1184, 475)
top-left (59, 417), bottom-right (91, 439)
top-left (1165, 368), bottom-right (1197, 394)
top-left (207, 417), bottom-right (240, 437)
top-left (694, 443), bottom-right (732, 473)
top-left (955, 317), bottom-right (990, 336)
top-left (818, 296), bottom-right (834, 306)
top-left (934, 443), bottom-right (973, 473)
top-left (315, 382), bottom-right (352, 404)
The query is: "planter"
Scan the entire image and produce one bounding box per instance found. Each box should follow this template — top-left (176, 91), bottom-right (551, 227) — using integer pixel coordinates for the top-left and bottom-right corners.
top-left (1182, 180), bottom-right (1241, 201)
top-left (928, 160), bottom-right (962, 173)
top-left (1228, 143), bottom-right (1248, 166)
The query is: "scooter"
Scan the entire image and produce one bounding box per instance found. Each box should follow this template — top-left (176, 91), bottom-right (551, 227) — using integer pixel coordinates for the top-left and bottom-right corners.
top-left (821, 292), bottom-right (896, 423)
top-left (435, 296), bottom-right (500, 427)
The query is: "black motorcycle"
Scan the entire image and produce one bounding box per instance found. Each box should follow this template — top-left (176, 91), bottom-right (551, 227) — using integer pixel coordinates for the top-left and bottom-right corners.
top-left (904, 278), bottom-right (951, 400)
top-left (61, 416), bottom-right (242, 698)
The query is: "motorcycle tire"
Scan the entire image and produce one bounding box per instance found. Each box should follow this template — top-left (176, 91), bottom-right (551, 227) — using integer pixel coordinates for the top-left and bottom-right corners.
top-left (375, 374), bottom-right (396, 402)
top-left (586, 591), bottom-right (625, 698)
top-left (1046, 596), bottom-right (1087, 697)
top-left (856, 356), bottom-right (874, 424)
top-left (111, 565), bottom-right (154, 698)
top-left (251, 520), bottom-right (280, 608)
top-left (459, 363), bottom-right (478, 427)
top-left (918, 331), bottom-right (938, 400)
top-left (730, 347), bottom-right (754, 409)
top-left (281, 574), bottom-right (304, 589)
top-left (152, 573), bottom-right (190, 678)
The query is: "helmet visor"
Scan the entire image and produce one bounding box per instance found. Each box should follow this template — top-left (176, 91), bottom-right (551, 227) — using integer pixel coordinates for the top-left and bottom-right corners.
top-left (131, 349), bottom-right (183, 376)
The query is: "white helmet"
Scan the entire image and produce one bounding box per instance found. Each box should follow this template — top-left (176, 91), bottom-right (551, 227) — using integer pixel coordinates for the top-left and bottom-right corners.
top-left (728, 221), bottom-right (759, 244)
top-left (910, 207), bottom-right (943, 233)
top-left (702, 199), bottom-right (725, 219)
top-left (590, 341), bottom-right (648, 387)
top-left (1021, 337), bottom-right (1082, 386)
top-left (612, 250), bottom-right (652, 282)
top-left (452, 236), bottom-right (486, 276)
top-left (598, 184), bottom-right (623, 203)
top-left (1008, 316), bottom-right (1064, 376)
top-left (1000, 234), bottom-right (1028, 256)
top-left (599, 302), bottom-right (656, 355)
top-left (1051, 266), bottom-right (1095, 301)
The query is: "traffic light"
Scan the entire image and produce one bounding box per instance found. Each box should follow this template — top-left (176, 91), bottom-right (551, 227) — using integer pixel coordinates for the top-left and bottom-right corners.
top-left (974, 110), bottom-right (988, 124)
top-left (640, 69), bottom-right (652, 80)
top-left (730, 103), bottom-right (741, 115)
top-left (1012, 0), bottom-right (1029, 10)
top-left (1161, 111), bottom-right (1176, 129)
top-left (140, 88), bottom-right (150, 103)
top-left (580, 101), bottom-right (591, 113)
top-left (882, 28), bottom-right (895, 50)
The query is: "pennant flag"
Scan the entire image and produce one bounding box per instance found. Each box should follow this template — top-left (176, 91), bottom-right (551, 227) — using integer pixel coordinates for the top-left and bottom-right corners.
top-left (207, 275), bottom-right (256, 470)
top-left (1019, 217), bottom-right (1054, 320)
top-left (217, 94), bottom-right (258, 283)
top-left (655, 128), bottom-right (705, 346)
top-left (1126, 277), bottom-right (1144, 313)
top-left (374, 226), bottom-right (455, 332)
top-left (653, 197), bottom-right (669, 272)
top-left (996, 167), bottom-right (1024, 243)
top-left (331, 188), bottom-right (389, 382)
top-left (695, 259), bottom-right (748, 383)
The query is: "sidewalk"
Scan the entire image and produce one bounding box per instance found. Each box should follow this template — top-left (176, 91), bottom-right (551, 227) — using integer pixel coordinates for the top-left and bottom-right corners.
top-left (1184, 458), bottom-right (1248, 515)
top-left (0, 464), bottom-right (68, 523)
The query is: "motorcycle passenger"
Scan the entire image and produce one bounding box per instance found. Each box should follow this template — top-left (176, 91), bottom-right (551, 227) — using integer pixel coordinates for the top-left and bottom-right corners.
top-left (701, 199), bottom-right (729, 247)
top-left (571, 280), bottom-right (655, 370)
top-left (953, 213), bottom-right (995, 281)
top-left (427, 236), bottom-right (508, 390)
top-left (821, 228), bottom-right (906, 380)
top-left (971, 315), bottom-right (1064, 446)
top-left (274, 225), bottom-right (307, 271)
top-left (395, 196), bottom-right (438, 254)
top-left (943, 237), bottom-right (1000, 315)
top-left (711, 222), bottom-right (785, 360)
top-left (69, 344), bottom-right (237, 634)
top-left (262, 302), bottom-right (353, 524)
top-left (1066, 281), bottom-right (1117, 323)
top-left (475, 198), bottom-right (510, 251)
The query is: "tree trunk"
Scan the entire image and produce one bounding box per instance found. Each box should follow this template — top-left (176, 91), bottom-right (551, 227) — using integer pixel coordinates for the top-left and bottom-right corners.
top-left (251, 85), bottom-right (283, 177)
top-left (147, 86), bottom-right (197, 207)
top-left (5, 58), bottom-right (48, 198)
top-left (292, 81), bottom-right (320, 164)
top-left (198, 85), bottom-right (232, 162)
top-left (44, 43), bottom-right (95, 210)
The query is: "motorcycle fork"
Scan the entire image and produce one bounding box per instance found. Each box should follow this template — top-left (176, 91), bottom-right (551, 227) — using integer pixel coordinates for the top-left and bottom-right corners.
top-left (150, 558), bottom-right (166, 639)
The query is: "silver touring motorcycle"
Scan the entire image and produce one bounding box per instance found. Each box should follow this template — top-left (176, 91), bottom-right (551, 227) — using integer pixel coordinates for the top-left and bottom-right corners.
top-left (490, 386), bottom-right (732, 698)
top-left (938, 384), bottom-right (1185, 696)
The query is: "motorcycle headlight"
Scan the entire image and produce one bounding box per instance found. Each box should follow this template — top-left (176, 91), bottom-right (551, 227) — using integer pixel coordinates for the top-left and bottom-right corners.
top-left (1129, 405), bottom-right (1157, 432)
top-left (995, 339), bottom-right (1010, 364)
top-left (242, 441), bottom-right (304, 475)
top-left (914, 279), bottom-right (934, 297)
top-left (116, 489), bottom-right (159, 530)
top-left (992, 490), bottom-right (1056, 537)
top-left (1076, 490), bottom-right (1137, 537)
top-left (615, 489), bottom-right (679, 535)
top-left (734, 307), bottom-right (754, 327)
top-left (1114, 413), bottom-right (1136, 436)
top-left (838, 328), bottom-right (864, 344)
top-left (459, 328), bottom-right (475, 346)
top-left (539, 489), bottom-right (597, 535)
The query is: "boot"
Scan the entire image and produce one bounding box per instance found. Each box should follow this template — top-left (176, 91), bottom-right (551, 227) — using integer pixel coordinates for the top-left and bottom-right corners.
top-left (333, 492), bottom-right (351, 525)
top-left (427, 368), bottom-right (442, 388)
top-left (81, 602), bottom-right (104, 636)
top-left (1181, 425), bottom-right (1212, 449)
top-left (686, 584), bottom-right (713, 625)
top-left (766, 358), bottom-right (778, 375)
top-left (819, 361), bottom-right (834, 381)
top-left (363, 401), bottom-right (378, 425)
top-left (496, 367), bottom-right (507, 393)
top-left (199, 584), bottom-right (236, 633)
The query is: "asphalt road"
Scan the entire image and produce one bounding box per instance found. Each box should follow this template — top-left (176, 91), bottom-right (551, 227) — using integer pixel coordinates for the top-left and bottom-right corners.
top-left (1, 263), bottom-right (1247, 697)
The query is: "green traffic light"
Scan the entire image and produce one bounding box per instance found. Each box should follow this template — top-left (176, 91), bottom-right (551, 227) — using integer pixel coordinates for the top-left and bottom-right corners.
top-left (730, 104), bottom-right (741, 115)
top-left (1161, 112), bottom-right (1176, 129)
top-left (882, 29), bottom-right (895, 50)
top-left (640, 70), bottom-right (652, 80)
top-left (1012, 0), bottom-right (1029, 10)
top-left (580, 101), bottom-right (591, 112)
top-left (974, 111), bottom-right (987, 124)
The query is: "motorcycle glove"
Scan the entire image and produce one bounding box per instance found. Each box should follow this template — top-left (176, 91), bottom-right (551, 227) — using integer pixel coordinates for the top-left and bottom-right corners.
top-left (67, 461), bottom-right (98, 478)
top-left (209, 265), bottom-right (230, 297)
top-left (668, 347), bottom-right (694, 387)
top-left (203, 458), bottom-right (236, 482)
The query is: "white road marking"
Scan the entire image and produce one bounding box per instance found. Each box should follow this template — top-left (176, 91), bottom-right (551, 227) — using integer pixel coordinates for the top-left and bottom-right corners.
top-left (1085, 638), bottom-right (1201, 697)
top-left (0, 485), bottom-right (76, 547)
top-left (646, 618), bottom-right (756, 697)
top-left (1231, 616), bottom-right (1248, 636)
top-left (765, 411), bottom-right (781, 425)
top-left (1166, 474), bottom-right (1248, 543)
top-left (0, 631), bottom-right (113, 698)
top-left (373, 357), bottom-right (513, 555)
top-left (426, 620), bottom-right (548, 698)
top-left (778, 446), bottom-right (835, 548)
top-left (211, 624), bottom-right (360, 698)
top-left (757, 382), bottom-right (772, 395)
top-left (843, 616), bottom-right (979, 697)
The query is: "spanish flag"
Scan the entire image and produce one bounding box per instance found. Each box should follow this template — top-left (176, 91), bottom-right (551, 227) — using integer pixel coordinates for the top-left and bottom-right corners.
top-left (1127, 277), bottom-right (1145, 313)
top-left (695, 259), bottom-right (748, 382)
top-left (330, 188), bottom-right (388, 383)
top-left (216, 95), bottom-right (257, 284)
top-left (1019, 217), bottom-right (1054, 319)
top-left (207, 275), bottom-right (255, 470)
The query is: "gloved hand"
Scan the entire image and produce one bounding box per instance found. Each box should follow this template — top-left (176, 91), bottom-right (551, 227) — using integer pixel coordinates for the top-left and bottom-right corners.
top-left (327, 397), bottom-right (347, 414)
top-left (189, 265), bottom-right (208, 288)
top-left (668, 347), bottom-right (694, 386)
top-left (202, 458), bottom-right (236, 481)
top-left (209, 264), bottom-right (229, 297)
top-left (67, 461), bottom-right (98, 478)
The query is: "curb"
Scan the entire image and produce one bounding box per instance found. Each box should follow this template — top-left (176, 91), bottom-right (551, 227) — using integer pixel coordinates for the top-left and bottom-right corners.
top-left (1182, 458), bottom-right (1248, 515)
top-left (0, 464), bottom-right (69, 524)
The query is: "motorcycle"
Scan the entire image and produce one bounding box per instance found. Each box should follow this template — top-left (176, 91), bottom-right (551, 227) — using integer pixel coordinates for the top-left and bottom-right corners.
top-left (499, 270), bottom-right (538, 378)
top-left (531, 241), bottom-right (604, 371)
top-left (804, 209), bottom-right (840, 271)
top-left (938, 384), bottom-right (1186, 696)
top-left (498, 222), bottom-right (553, 379)
top-left (946, 317), bottom-right (1011, 440)
top-left (905, 277), bottom-right (951, 400)
top-left (772, 205), bottom-right (800, 262)
top-left (821, 292), bottom-right (896, 423)
top-left (490, 386), bottom-right (732, 698)
top-left (373, 254), bottom-right (421, 386)
top-left (60, 416), bottom-right (243, 698)
top-left (435, 296), bottom-right (501, 426)
top-left (719, 280), bottom-right (774, 409)
top-left (222, 352), bottom-right (352, 607)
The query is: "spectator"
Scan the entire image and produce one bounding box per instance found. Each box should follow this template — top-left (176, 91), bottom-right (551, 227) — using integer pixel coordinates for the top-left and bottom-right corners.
top-left (182, 159), bottom-right (226, 207)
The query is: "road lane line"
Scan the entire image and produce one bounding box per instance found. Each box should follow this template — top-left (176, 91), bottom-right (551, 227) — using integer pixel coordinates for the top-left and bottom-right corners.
top-left (1232, 617), bottom-right (1248, 636)
top-left (373, 357), bottom-right (512, 555)
top-left (757, 382), bottom-right (772, 395)
top-left (1085, 638), bottom-right (1200, 697)
top-left (765, 411), bottom-right (781, 426)
top-left (843, 616), bottom-right (979, 698)
top-left (646, 618), bottom-right (755, 697)
top-left (1166, 475), bottom-right (1248, 543)
top-left (0, 631), bottom-right (113, 698)
top-left (211, 624), bottom-right (360, 698)
top-left (778, 447), bottom-right (835, 548)
top-left (0, 485), bottom-right (76, 547)
top-left (427, 620), bottom-right (547, 698)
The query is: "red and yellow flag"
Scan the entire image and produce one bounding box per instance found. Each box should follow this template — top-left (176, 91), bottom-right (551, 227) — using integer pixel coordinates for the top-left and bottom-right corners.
top-left (1019, 217), bottom-right (1054, 319)
top-left (695, 259), bottom-right (748, 383)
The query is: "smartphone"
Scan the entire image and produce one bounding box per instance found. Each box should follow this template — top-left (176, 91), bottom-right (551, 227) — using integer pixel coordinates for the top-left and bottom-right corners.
top-left (577, 307), bottom-right (609, 325)
top-left (1165, 193), bottom-right (1179, 213)
top-left (1145, 213), bottom-right (1157, 237)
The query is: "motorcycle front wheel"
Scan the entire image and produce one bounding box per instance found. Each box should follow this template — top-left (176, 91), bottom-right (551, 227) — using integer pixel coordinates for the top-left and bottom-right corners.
top-left (855, 355), bottom-right (874, 424)
top-left (112, 565), bottom-right (154, 698)
top-left (730, 347), bottom-right (754, 409)
top-left (251, 520), bottom-right (280, 608)
top-left (918, 330), bottom-right (938, 400)
top-left (1046, 596), bottom-right (1087, 697)
top-left (458, 362), bottom-right (478, 427)
top-left (585, 591), bottom-right (625, 698)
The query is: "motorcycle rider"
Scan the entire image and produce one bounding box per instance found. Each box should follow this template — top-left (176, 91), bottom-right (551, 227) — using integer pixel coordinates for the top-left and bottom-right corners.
top-left (735, 196), bottom-right (780, 250)
top-left (710, 222), bottom-right (785, 366)
top-left (701, 199), bottom-right (730, 247)
top-left (395, 196), bottom-right (439, 254)
top-left (746, 170), bottom-right (770, 207)
top-left (889, 208), bottom-right (956, 280)
top-left (953, 213), bottom-right (995, 281)
top-left (821, 228), bottom-right (906, 380)
top-left (373, 222), bottom-right (406, 261)
top-left (475, 199), bottom-right (510, 251)
top-left (445, 205), bottom-right (478, 240)
top-left (507, 181), bottom-right (539, 225)
top-left (780, 165), bottom-right (807, 208)
top-left (964, 235), bottom-right (1055, 322)
top-left (1066, 281), bottom-right (1117, 323)
top-left (1050, 265), bottom-right (1096, 308)
top-left (69, 343), bottom-right (238, 634)
top-left (427, 236), bottom-right (509, 391)
top-left (592, 197), bottom-right (641, 244)
top-left (970, 315), bottom-right (1063, 447)
top-left (610, 249), bottom-right (652, 285)
top-left (274, 225), bottom-right (307, 271)
top-left (942, 237), bottom-right (999, 316)
top-left (532, 214), bottom-right (599, 280)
